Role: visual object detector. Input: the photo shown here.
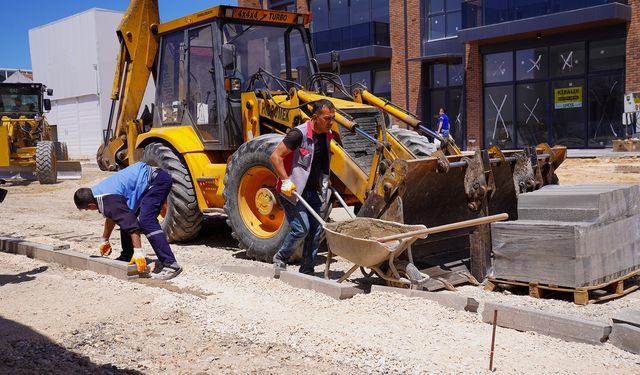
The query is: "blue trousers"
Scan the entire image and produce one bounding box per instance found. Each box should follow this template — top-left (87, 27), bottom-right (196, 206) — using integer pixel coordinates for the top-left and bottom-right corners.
top-left (275, 189), bottom-right (323, 273)
top-left (121, 170), bottom-right (177, 266)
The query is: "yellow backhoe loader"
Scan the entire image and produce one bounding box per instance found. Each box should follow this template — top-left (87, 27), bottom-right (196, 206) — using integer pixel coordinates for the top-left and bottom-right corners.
top-left (97, 0), bottom-right (566, 280)
top-left (0, 82), bottom-right (82, 184)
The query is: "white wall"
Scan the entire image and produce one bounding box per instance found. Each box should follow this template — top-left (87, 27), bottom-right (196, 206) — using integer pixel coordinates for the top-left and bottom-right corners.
top-left (29, 9), bottom-right (122, 159)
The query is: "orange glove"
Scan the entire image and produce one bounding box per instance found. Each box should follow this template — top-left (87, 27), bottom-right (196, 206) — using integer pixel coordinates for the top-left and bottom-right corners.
top-left (128, 248), bottom-right (147, 273)
top-left (99, 240), bottom-right (112, 257)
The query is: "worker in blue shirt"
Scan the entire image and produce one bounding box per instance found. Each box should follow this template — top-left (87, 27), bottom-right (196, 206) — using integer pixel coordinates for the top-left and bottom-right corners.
top-left (437, 107), bottom-right (450, 138)
top-left (73, 162), bottom-right (182, 280)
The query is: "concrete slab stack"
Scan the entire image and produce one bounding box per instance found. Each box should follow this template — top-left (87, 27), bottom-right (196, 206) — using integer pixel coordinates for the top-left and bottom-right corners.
top-left (491, 184), bottom-right (640, 288)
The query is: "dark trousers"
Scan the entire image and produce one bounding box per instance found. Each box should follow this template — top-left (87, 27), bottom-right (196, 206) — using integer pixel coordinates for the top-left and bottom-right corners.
top-left (120, 170), bottom-right (177, 266)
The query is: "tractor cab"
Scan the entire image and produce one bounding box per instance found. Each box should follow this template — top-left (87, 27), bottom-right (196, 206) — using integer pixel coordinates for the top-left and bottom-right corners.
top-left (152, 6), bottom-right (314, 150)
top-left (0, 83), bottom-right (52, 119)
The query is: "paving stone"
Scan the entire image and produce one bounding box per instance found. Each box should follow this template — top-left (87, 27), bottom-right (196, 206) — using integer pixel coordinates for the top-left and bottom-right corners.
top-left (609, 323), bottom-right (640, 354)
top-left (370, 285), bottom-right (479, 312)
top-left (612, 308), bottom-right (640, 328)
top-left (491, 215), bottom-right (640, 287)
top-left (87, 256), bottom-right (138, 280)
top-left (481, 302), bottom-right (611, 345)
top-left (518, 184), bottom-right (633, 224)
top-left (51, 250), bottom-right (89, 270)
top-left (219, 264), bottom-right (277, 279)
top-left (279, 271), bottom-right (363, 300)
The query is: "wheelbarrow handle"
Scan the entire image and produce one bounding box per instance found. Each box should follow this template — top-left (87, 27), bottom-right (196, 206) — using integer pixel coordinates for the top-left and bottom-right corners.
top-left (292, 191), bottom-right (327, 226)
top-left (375, 213), bottom-right (509, 243)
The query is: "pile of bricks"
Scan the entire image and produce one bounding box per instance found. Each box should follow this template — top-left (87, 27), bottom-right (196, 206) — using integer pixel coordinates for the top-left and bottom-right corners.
top-left (491, 184), bottom-right (640, 287)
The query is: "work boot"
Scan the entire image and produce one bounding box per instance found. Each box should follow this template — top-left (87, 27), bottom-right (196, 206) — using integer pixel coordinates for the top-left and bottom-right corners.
top-left (115, 253), bottom-right (132, 262)
top-left (151, 262), bottom-right (183, 280)
top-left (273, 253), bottom-right (287, 271)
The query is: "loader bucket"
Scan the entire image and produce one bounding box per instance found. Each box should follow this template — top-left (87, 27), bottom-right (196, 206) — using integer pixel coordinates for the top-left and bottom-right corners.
top-left (56, 160), bottom-right (82, 180)
top-left (358, 145), bottom-right (566, 271)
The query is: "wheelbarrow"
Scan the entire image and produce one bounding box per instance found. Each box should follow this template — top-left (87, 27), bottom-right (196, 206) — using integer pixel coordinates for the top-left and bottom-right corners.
top-left (294, 190), bottom-right (508, 289)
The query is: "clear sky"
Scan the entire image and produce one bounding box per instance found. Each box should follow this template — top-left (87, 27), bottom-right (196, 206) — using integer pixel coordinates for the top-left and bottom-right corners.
top-left (3, 0), bottom-right (237, 70)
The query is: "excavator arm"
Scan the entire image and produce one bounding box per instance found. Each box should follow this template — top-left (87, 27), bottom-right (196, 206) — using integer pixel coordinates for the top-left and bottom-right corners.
top-left (97, 0), bottom-right (160, 171)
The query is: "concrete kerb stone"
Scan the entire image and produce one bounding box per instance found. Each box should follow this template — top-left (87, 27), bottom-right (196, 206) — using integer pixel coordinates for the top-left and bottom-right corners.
top-left (481, 302), bottom-right (611, 345)
top-left (219, 264), bottom-right (278, 279)
top-left (279, 271), bottom-right (364, 300)
top-left (370, 285), bottom-right (479, 312)
top-left (0, 237), bottom-right (139, 280)
top-left (609, 323), bottom-right (640, 354)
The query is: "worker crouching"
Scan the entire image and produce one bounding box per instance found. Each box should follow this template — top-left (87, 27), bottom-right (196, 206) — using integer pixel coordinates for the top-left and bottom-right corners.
top-left (74, 161), bottom-right (182, 280)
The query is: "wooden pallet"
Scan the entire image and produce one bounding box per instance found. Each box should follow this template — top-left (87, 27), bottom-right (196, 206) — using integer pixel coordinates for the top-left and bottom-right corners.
top-left (485, 269), bottom-right (640, 305)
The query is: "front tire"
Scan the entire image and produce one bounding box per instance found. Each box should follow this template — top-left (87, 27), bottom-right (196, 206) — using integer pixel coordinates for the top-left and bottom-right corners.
top-left (223, 134), bottom-right (292, 262)
top-left (142, 142), bottom-right (202, 242)
top-left (36, 141), bottom-right (57, 184)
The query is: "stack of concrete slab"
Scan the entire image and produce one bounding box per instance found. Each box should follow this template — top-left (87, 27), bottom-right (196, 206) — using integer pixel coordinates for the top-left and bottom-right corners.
top-left (491, 184), bottom-right (640, 287)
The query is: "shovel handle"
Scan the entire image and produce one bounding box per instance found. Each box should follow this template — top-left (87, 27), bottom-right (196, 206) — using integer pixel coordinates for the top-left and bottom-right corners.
top-left (375, 213), bottom-right (509, 243)
top-left (293, 192), bottom-right (327, 226)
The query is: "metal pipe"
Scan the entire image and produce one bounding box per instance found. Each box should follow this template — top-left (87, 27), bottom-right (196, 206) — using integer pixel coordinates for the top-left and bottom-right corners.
top-left (489, 309), bottom-right (498, 371)
top-left (331, 187), bottom-right (355, 219)
top-left (293, 192), bottom-right (326, 226)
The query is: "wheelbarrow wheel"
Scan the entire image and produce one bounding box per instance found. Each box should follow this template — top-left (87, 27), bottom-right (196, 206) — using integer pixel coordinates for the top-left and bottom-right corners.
top-left (385, 260), bottom-right (423, 290)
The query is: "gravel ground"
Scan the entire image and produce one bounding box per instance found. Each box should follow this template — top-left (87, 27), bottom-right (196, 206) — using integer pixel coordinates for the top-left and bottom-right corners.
top-left (1, 160), bottom-right (640, 374)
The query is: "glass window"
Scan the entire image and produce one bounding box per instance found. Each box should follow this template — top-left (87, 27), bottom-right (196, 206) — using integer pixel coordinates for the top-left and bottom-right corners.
top-left (447, 88), bottom-right (464, 146)
top-left (350, 0), bottom-right (371, 24)
top-left (351, 71), bottom-right (371, 90)
top-left (484, 51), bottom-right (513, 83)
top-left (156, 31), bottom-right (183, 126)
top-left (430, 64), bottom-right (447, 88)
top-left (550, 42), bottom-right (585, 77)
top-left (330, 0), bottom-right (349, 29)
top-left (187, 25), bottom-right (218, 141)
top-left (430, 0), bottom-right (445, 13)
top-left (446, 0), bottom-right (461, 11)
top-left (484, 0), bottom-right (510, 24)
top-left (373, 69), bottom-right (391, 95)
top-left (484, 85), bottom-right (514, 148)
top-left (516, 47), bottom-right (547, 81)
top-left (429, 90), bottom-right (446, 131)
top-left (516, 82), bottom-right (548, 147)
top-left (429, 15), bottom-right (446, 40)
top-left (588, 74), bottom-right (624, 147)
top-left (448, 63), bottom-right (464, 86)
top-left (590, 38), bottom-right (625, 72)
top-left (371, 0), bottom-right (389, 22)
top-left (310, 0), bottom-right (329, 32)
top-left (551, 79), bottom-right (585, 147)
top-left (446, 12), bottom-right (461, 37)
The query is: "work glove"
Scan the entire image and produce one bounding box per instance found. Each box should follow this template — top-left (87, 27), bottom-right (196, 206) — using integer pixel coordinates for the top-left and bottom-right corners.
top-left (128, 248), bottom-right (147, 274)
top-left (98, 239), bottom-right (112, 257)
top-left (280, 179), bottom-right (296, 197)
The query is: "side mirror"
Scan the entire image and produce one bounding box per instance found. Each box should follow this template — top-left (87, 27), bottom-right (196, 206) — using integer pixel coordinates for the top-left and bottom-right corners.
top-left (330, 50), bottom-right (341, 75)
top-left (43, 99), bottom-right (51, 111)
top-left (46, 88), bottom-right (53, 96)
top-left (221, 43), bottom-right (237, 71)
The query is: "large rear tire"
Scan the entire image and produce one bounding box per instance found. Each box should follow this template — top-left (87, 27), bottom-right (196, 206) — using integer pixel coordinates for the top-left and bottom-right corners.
top-left (388, 128), bottom-right (437, 158)
top-left (54, 142), bottom-right (69, 161)
top-left (142, 142), bottom-right (202, 242)
top-left (223, 134), bottom-right (292, 262)
top-left (36, 141), bottom-right (57, 184)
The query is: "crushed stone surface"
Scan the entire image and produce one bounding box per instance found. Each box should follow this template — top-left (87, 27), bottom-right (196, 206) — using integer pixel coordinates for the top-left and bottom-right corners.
top-left (1, 161), bottom-right (640, 374)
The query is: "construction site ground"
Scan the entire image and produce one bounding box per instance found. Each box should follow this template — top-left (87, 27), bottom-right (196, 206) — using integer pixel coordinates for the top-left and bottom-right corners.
top-left (1, 157), bottom-right (640, 374)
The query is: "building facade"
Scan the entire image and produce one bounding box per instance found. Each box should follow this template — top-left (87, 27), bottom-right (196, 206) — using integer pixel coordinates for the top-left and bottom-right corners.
top-left (242, 0), bottom-right (638, 150)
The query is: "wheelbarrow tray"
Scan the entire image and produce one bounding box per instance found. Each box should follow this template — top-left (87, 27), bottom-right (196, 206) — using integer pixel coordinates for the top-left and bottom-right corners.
top-left (323, 217), bottom-right (426, 268)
